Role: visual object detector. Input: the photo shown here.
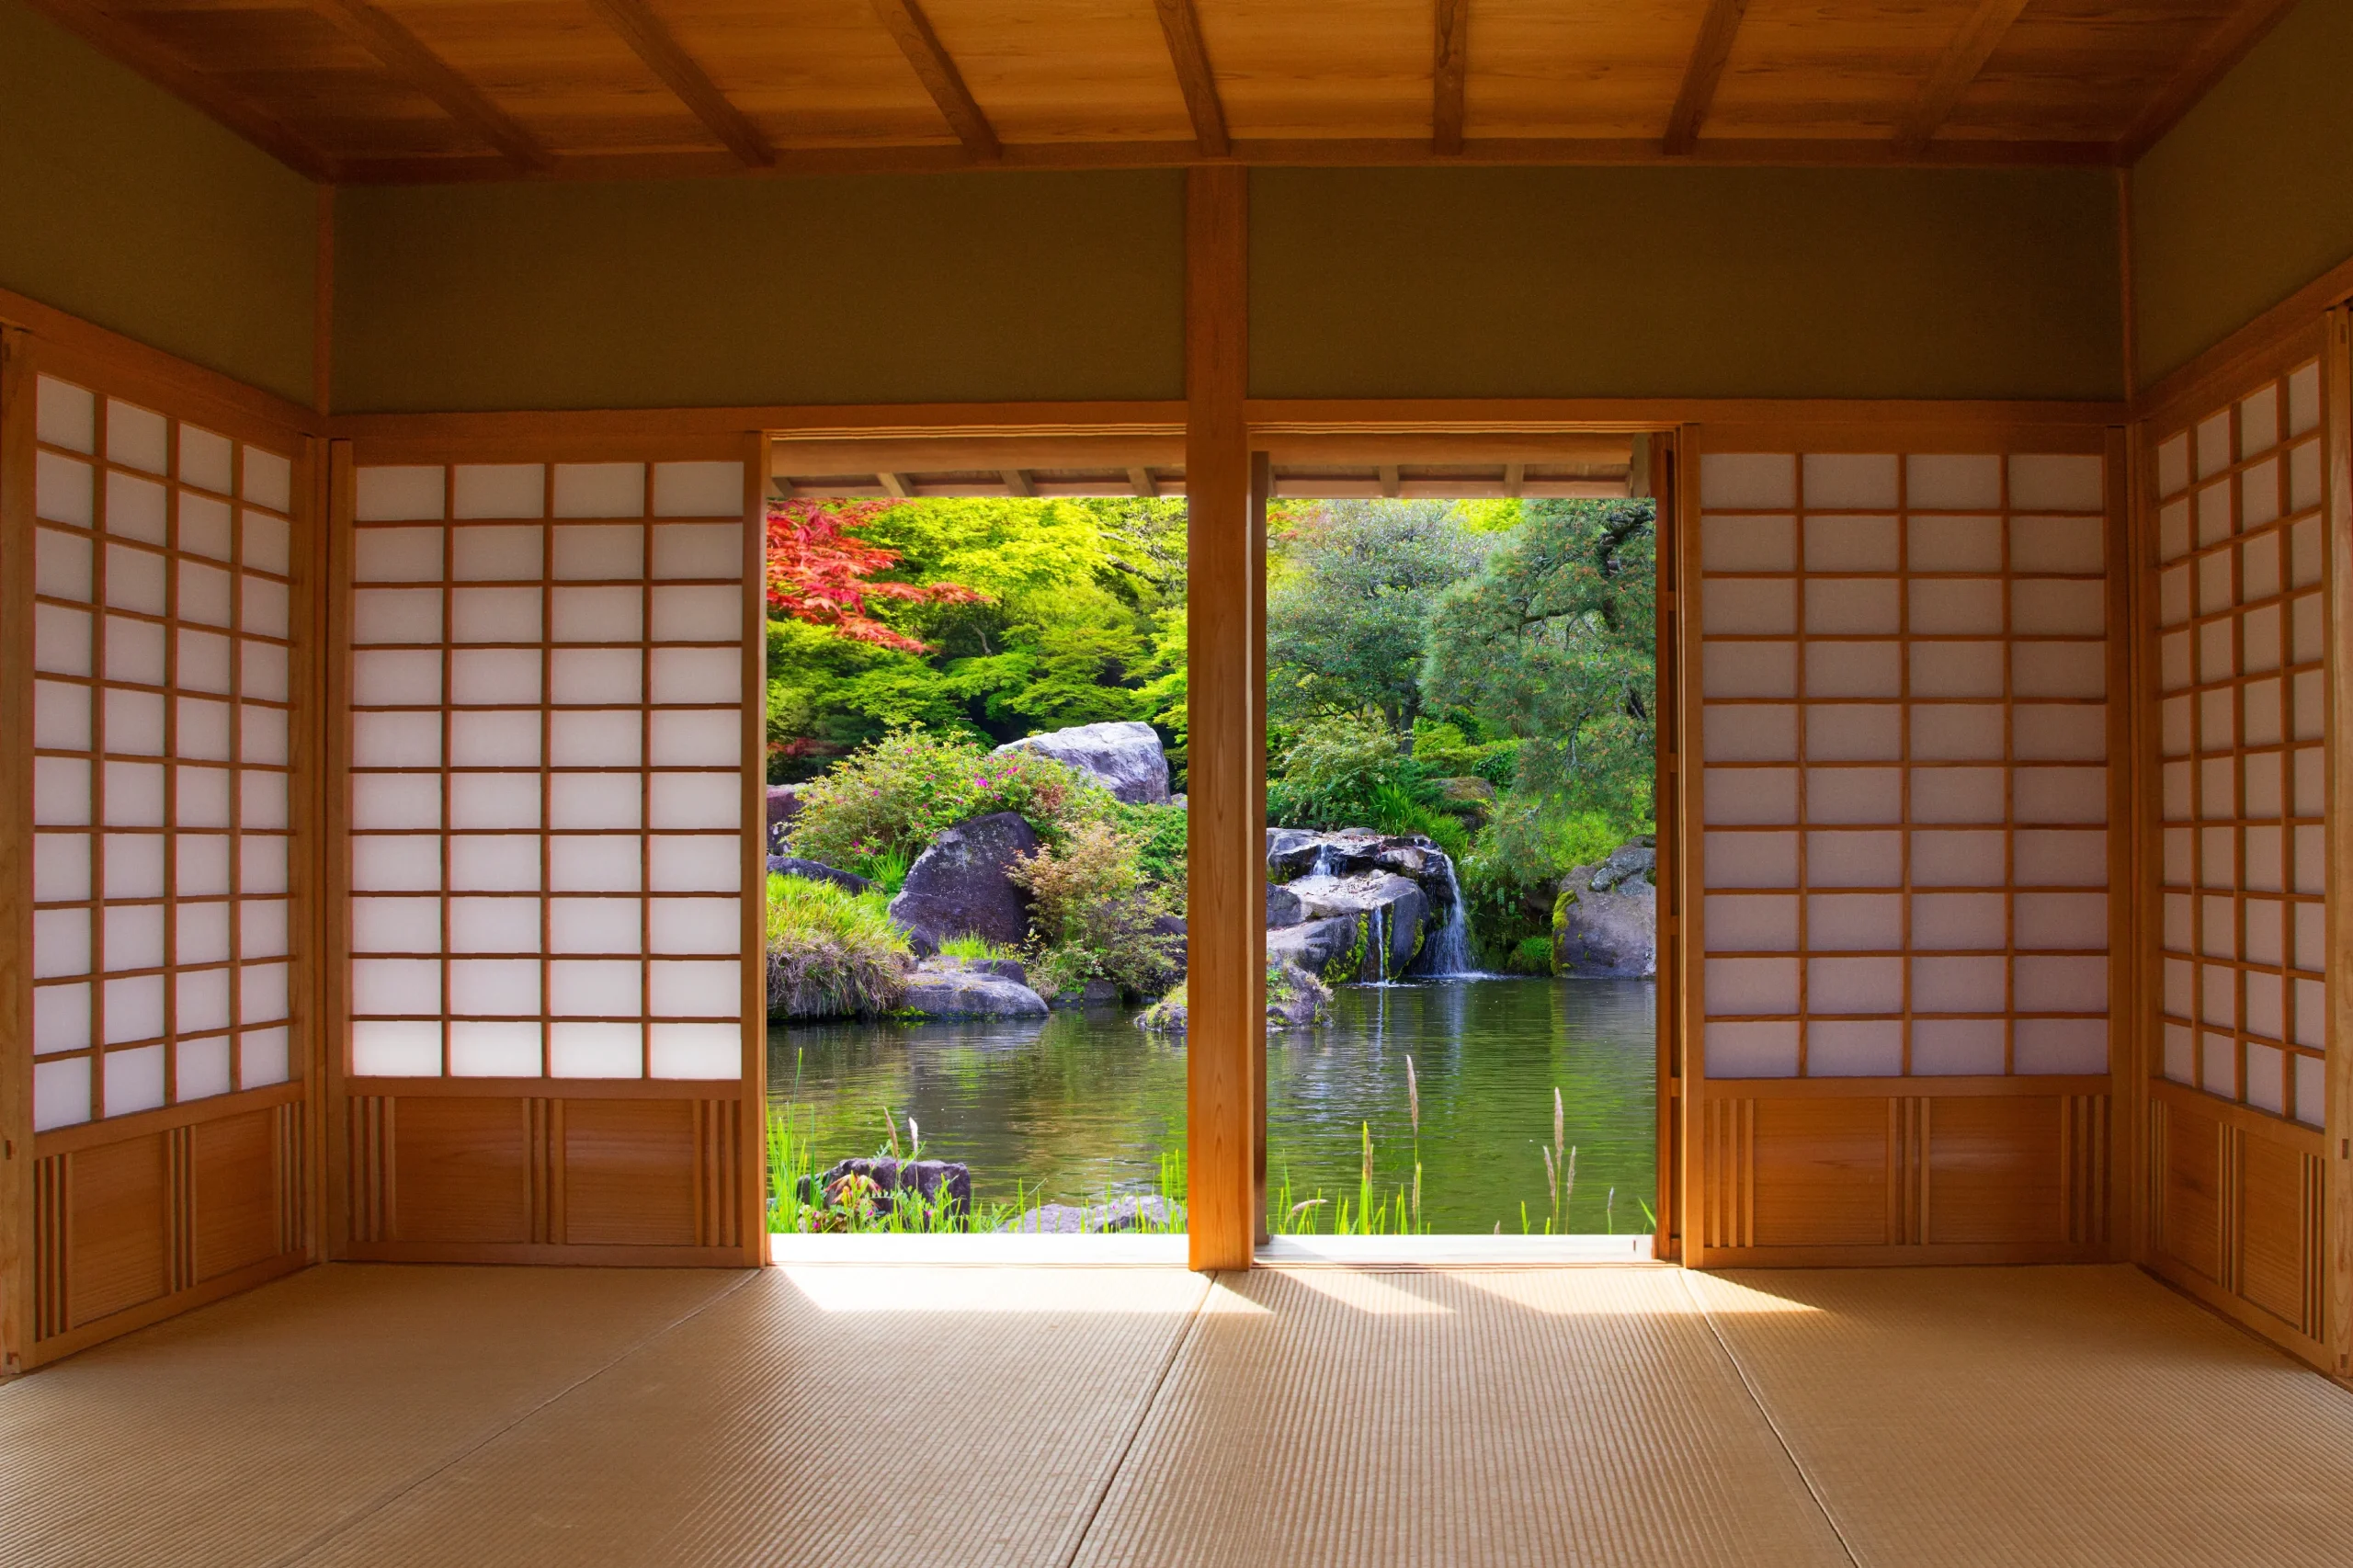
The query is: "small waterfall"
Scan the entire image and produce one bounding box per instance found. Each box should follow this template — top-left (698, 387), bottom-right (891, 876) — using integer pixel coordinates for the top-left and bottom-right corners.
top-left (1416, 850), bottom-right (1478, 978)
top-left (1369, 903), bottom-right (1387, 982)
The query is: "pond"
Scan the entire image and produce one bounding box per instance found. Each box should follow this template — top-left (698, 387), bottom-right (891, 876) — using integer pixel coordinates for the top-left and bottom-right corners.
top-left (767, 975), bottom-right (1657, 1235)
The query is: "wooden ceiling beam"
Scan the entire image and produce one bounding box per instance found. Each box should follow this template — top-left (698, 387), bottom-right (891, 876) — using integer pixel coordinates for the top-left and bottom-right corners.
top-left (18, 0), bottom-right (337, 180)
top-left (1893, 0), bottom-right (2031, 155)
top-left (1663, 0), bottom-right (1748, 156)
top-left (868, 0), bottom-right (999, 160)
top-left (1002, 469), bottom-right (1035, 496)
top-left (1152, 0), bottom-right (1230, 159)
top-left (1129, 466), bottom-right (1160, 498)
top-left (878, 472), bottom-right (912, 497)
top-left (582, 0), bottom-right (772, 168)
top-left (2117, 0), bottom-right (2303, 163)
top-left (304, 0), bottom-right (551, 170)
top-left (1433, 0), bottom-right (1469, 156)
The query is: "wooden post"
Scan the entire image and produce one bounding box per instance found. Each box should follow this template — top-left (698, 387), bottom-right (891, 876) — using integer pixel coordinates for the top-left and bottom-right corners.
top-left (1651, 431), bottom-right (1681, 1261)
top-left (1672, 424), bottom-right (1707, 1267)
top-left (0, 328), bottom-right (35, 1370)
top-left (1250, 449), bottom-right (1269, 1246)
top-left (2324, 307), bottom-right (2353, 1374)
top-left (1186, 165), bottom-right (1257, 1271)
top-left (741, 432), bottom-right (773, 1264)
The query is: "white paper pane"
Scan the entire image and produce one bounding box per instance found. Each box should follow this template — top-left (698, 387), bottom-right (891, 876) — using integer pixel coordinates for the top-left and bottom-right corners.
top-left (104, 689), bottom-right (165, 757)
top-left (1699, 454), bottom-right (1794, 508)
top-left (1802, 579), bottom-right (1898, 635)
top-left (1702, 831), bottom-right (1796, 890)
top-left (1701, 641), bottom-right (1797, 699)
top-left (1911, 956), bottom-right (2006, 1014)
top-left (651, 897), bottom-right (740, 955)
top-left (176, 697), bottom-right (232, 761)
top-left (35, 981), bottom-right (92, 1053)
top-left (241, 962), bottom-right (289, 1023)
top-left (450, 648), bottom-right (541, 706)
top-left (174, 559), bottom-right (229, 624)
top-left (651, 522), bottom-right (742, 580)
top-left (449, 959), bottom-right (539, 1016)
top-left (1906, 454), bottom-right (2000, 508)
top-left (1910, 830), bottom-right (2003, 886)
top-left (450, 710), bottom-right (542, 767)
top-left (449, 835), bottom-right (541, 892)
top-left (242, 575), bottom-right (290, 638)
top-left (37, 527), bottom-right (94, 601)
top-left (238, 835), bottom-right (289, 894)
top-left (452, 466), bottom-right (545, 520)
top-left (1908, 892), bottom-right (2003, 950)
top-left (354, 897), bottom-right (442, 953)
top-left (449, 772), bottom-right (542, 830)
top-left (1702, 705), bottom-right (1796, 762)
top-left (549, 959), bottom-right (642, 1017)
top-left (177, 968), bottom-right (232, 1032)
top-left (37, 452), bottom-right (95, 527)
top-left (1807, 894), bottom-right (1904, 951)
top-left (355, 527), bottom-right (446, 583)
top-left (240, 1025), bottom-right (290, 1087)
top-left (452, 586), bottom-right (542, 643)
top-left (353, 1019), bottom-right (442, 1075)
top-left (551, 1022), bottom-right (643, 1077)
top-left (648, 646), bottom-right (741, 705)
top-left (1701, 579), bottom-right (1795, 636)
top-left (551, 710), bottom-right (642, 767)
top-left (552, 524), bottom-right (645, 579)
top-left (648, 771), bottom-right (740, 829)
top-left (648, 709), bottom-right (739, 767)
top-left (1699, 515), bottom-right (1794, 572)
top-left (551, 897), bottom-right (644, 954)
top-left (107, 472), bottom-right (166, 544)
top-left (103, 834), bottom-right (165, 899)
top-left (176, 901), bottom-right (230, 964)
top-left (178, 629), bottom-right (233, 693)
top-left (181, 493), bottom-right (234, 562)
top-left (352, 835), bottom-right (441, 892)
top-left (33, 908), bottom-right (90, 980)
top-left (104, 903), bottom-right (165, 971)
top-left (1912, 1018), bottom-right (2005, 1075)
top-left (649, 1021), bottom-right (741, 1078)
top-left (177, 1034), bottom-right (233, 1102)
top-left (2007, 454), bottom-right (2102, 512)
top-left (103, 974), bottom-right (165, 1042)
top-left (242, 507), bottom-right (291, 574)
top-left (2295, 1055), bottom-right (2325, 1126)
top-left (648, 960), bottom-right (739, 1017)
top-left (353, 588), bottom-right (443, 644)
top-left (103, 1043), bottom-right (167, 1115)
top-left (554, 464), bottom-right (645, 518)
top-left (451, 1021), bottom-right (542, 1075)
top-left (1908, 642), bottom-right (2004, 699)
top-left (551, 648), bottom-right (642, 705)
top-left (2015, 892), bottom-right (2107, 951)
top-left (1908, 578), bottom-right (2003, 634)
top-left (357, 468), bottom-right (449, 524)
top-left (1700, 894), bottom-right (1799, 953)
top-left (650, 835), bottom-right (741, 892)
top-left (1702, 767), bottom-right (1798, 825)
top-left (1907, 515), bottom-right (2001, 573)
top-left (38, 377), bottom-right (97, 451)
top-left (651, 585), bottom-right (741, 642)
top-left (33, 1056), bottom-right (92, 1131)
top-left (1802, 640), bottom-right (1900, 699)
top-left (551, 835), bottom-right (642, 892)
top-left (551, 772), bottom-right (642, 829)
top-left (2011, 642), bottom-right (2105, 699)
top-left (1805, 704), bottom-right (1903, 761)
top-left (1805, 830), bottom-right (1901, 887)
top-left (1807, 957), bottom-right (1902, 1013)
top-left (1703, 1020), bottom-right (1798, 1077)
top-left (1703, 958), bottom-right (1797, 1015)
top-left (1806, 1020), bottom-right (1902, 1077)
top-left (35, 680), bottom-right (90, 752)
top-left (36, 605), bottom-right (93, 676)
top-left (652, 460), bottom-right (744, 517)
top-left (448, 895), bottom-right (541, 954)
top-left (551, 585), bottom-right (643, 642)
top-left (2014, 1018), bottom-right (2107, 1074)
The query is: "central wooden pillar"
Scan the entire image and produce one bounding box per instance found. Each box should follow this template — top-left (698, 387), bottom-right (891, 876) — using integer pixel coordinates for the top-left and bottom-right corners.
top-left (1185, 165), bottom-right (1263, 1270)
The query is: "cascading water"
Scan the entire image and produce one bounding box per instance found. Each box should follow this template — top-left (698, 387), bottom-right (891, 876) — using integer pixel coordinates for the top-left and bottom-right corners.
top-left (1415, 851), bottom-right (1479, 978)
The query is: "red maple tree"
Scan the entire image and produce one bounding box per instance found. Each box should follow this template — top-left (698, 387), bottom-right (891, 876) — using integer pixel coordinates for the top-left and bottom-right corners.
top-left (765, 498), bottom-right (982, 653)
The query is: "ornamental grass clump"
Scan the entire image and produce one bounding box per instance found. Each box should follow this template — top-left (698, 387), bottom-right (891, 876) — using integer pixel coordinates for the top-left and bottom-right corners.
top-left (764, 873), bottom-right (909, 1019)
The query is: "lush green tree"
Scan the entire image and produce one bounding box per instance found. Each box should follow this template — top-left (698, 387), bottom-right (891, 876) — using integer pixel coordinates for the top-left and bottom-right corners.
top-left (1264, 501), bottom-right (1486, 735)
top-left (1422, 498), bottom-right (1655, 835)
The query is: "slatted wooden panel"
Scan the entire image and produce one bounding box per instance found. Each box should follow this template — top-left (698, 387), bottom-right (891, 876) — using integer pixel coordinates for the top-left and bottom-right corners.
top-left (6, 357), bottom-right (313, 1369)
top-left (2143, 356), bottom-right (2332, 1363)
top-left (331, 441), bottom-right (764, 1265)
top-left (1682, 436), bottom-right (2121, 1265)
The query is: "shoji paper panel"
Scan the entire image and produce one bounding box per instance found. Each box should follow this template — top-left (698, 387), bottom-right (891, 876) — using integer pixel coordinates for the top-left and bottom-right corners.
top-left (345, 460), bottom-right (750, 1084)
top-left (2150, 362), bottom-right (2327, 1127)
top-left (2143, 356), bottom-right (2332, 1366)
top-left (27, 374), bottom-right (298, 1131)
top-left (1696, 449), bottom-right (2114, 1082)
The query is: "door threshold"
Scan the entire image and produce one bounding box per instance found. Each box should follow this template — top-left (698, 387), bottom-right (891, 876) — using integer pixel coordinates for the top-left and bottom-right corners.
top-left (1256, 1233), bottom-right (1661, 1267)
top-left (769, 1233), bottom-right (1189, 1266)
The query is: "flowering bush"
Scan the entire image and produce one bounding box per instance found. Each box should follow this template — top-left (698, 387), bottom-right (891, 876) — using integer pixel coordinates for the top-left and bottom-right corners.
top-left (786, 728), bottom-right (1097, 876)
top-left (1009, 820), bottom-right (1183, 1000)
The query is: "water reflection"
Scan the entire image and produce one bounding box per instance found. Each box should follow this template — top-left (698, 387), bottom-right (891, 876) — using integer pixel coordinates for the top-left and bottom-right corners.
top-left (768, 976), bottom-right (1655, 1234)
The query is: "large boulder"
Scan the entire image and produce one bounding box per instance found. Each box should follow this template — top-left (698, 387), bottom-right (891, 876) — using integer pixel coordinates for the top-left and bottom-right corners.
top-left (1553, 844), bottom-right (1657, 978)
top-left (1266, 873), bottom-right (1427, 982)
top-left (765, 856), bottom-right (870, 894)
top-left (1135, 958), bottom-right (1330, 1033)
top-left (899, 957), bottom-right (1050, 1018)
top-left (888, 812), bottom-right (1040, 953)
top-left (995, 721), bottom-right (1171, 805)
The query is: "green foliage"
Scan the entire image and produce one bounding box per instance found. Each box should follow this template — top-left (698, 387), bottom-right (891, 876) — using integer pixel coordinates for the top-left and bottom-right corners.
top-left (1105, 800), bottom-right (1188, 888)
top-left (763, 874), bottom-right (909, 1019)
top-left (1506, 935), bottom-right (1556, 975)
top-left (1267, 710), bottom-right (1421, 829)
top-left (1423, 498), bottom-right (1656, 840)
top-left (1008, 820), bottom-right (1183, 1000)
top-left (1409, 718), bottom-right (1519, 790)
top-left (1265, 500), bottom-right (1486, 733)
top-left (938, 932), bottom-right (1016, 961)
top-left (767, 497), bottom-right (1187, 778)
top-left (785, 728), bottom-right (1098, 876)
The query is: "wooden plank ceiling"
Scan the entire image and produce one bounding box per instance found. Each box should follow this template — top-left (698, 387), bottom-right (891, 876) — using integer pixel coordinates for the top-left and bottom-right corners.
top-left (27, 0), bottom-right (2301, 183)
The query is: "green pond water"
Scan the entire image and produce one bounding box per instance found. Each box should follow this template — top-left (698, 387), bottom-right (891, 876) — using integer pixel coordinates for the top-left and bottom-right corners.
top-left (768, 975), bottom-right (1657, 1235)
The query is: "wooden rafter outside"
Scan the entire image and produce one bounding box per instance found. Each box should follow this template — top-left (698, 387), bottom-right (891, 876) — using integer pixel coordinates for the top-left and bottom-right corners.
top-left (868, 0), bottom-right (1000, 160)
top-left (1663, 0), bottom-right (1748, 156)
top-left (1892, 0), bottom-right (2032, 156)
top-left (582, 0), bottom-right (773, 169)
top-left (303, 0), bottom-right (551, 171)
top-left (1432, 0), bottom-right (1469, 157)
top-left (2118, 0), bottom-right (2305, 162)
top-left (1152, 0), bottom-right (1230, 159)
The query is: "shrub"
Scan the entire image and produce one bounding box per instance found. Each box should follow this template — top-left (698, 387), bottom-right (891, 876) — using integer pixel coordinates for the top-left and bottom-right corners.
top-left (1266, 710), bottom-right (1442, 832)
top-left (1365, 780), bottom-right (1471, 865)
top-left (938, 932), bottom-right (1014, 961)
top-left (1505, 935), bottom-right (1555, 975)
top-left (764, 874), bottom-right (909, 1018)
top-left (1104, 799), bottom-right (1188, 888)
top-left (1010, 820), bottom-right (1182, 999)
top-left (787, 727), bottom-right (1099, 876)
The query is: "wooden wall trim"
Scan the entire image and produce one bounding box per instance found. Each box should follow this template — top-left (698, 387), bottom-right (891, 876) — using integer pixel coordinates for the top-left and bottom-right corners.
top-left (0, 327), bottom-right (36, 1373)
top-left (737, 434), bottom-right (769, 1261)
top-left (1698, 1075), bottom-right (2112, 1099)
top-left (2108, 421), bottom-right (2145, 1265)
top-left (29, 1080), bottom-right (303, 1157)
top-left (2325, 305), bottom-right (2353, 1378)
top-left (1184, 164), bottom-right (1256, 1272)
top-left (0, 287), bottom-right (320, 444)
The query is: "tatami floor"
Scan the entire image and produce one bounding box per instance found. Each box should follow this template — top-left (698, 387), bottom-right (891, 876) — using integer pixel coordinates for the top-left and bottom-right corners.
top-left (6, 1260), bottom-right (2352, 1567)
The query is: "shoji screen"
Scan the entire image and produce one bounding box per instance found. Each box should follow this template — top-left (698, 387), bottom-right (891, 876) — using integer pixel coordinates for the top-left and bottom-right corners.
top-left (5, 350), bottom-right (313, 1369)
top-left (1682, 437), bottom-right (2122, 1264)
top-left (2143, 353), bottom-right (2332, 1362)
top-left (332, 443), bottom-right (763, 1265)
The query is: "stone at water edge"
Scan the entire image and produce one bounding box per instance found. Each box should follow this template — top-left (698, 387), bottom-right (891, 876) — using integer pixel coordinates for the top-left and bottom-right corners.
top-left (1265, 873), bottom-right (1427, 981)
top-left (1049, 978), bottom-right (1125, 1009)
top-left (1552, 843), bottom-right (1657, 978)
top-left (1002, 1196), bottom-right (1183, 1233)
top-left (802, 1157), bottom-right (972, 1220)
top-left (765, 855), bottom-right (870, 894)
top-left (887, 811), bottom-right (1041, 952)
top-left (899, 959), bottom-right (1050, 1018)
top-left (1266, 959), bottom-right (1332, 1028)
top-left (765, 784), bottom-right (802, 855)
top-left (994, 720), bottom-right (1172, 805)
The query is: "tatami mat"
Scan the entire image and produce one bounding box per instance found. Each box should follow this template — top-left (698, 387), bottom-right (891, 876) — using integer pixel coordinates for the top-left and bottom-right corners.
top-left (1074, 1267), bottom-right (1849, 1568)
top-left (10, 1259), bottom-right (2353, 1568)
top-left (1691, 1265), bottom-right (2353, 1568)
top-left (0, 1265), bottom-right (745, 1568)
top-left (293, 1266), bottom-right (1210, 1568)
